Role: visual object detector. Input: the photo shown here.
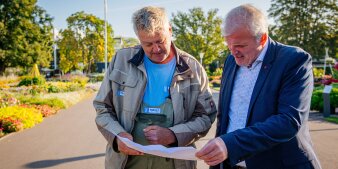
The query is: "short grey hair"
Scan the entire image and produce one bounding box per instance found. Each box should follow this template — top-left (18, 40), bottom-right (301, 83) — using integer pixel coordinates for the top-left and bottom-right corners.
top-left (132, 6), bottom-right (170, 36)
top-left (223, 4), bottom-right (268, 41)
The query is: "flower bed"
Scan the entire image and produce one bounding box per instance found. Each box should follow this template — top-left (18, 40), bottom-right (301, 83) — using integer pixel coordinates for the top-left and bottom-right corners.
top-left (0, 75), bottom-right (99, 138)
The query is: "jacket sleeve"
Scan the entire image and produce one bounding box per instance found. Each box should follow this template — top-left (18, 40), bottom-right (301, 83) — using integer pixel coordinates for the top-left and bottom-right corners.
top-left (169, 62), bottom-right (217, 146)
top-left (220, 48), bottom-right (314, 166)
top-left (93, 54), bottom-right (126, 145)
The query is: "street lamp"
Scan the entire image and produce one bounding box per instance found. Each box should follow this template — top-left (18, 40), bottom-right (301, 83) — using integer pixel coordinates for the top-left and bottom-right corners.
top-left (104, 0), bottom-right (108, 72)
top-left (199, 52), bottom-right (204, 67)
top-left (53, 28), bottom-right (58, 70)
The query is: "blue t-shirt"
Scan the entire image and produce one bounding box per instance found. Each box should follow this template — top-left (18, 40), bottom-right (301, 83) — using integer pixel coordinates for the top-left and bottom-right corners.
top-left (143, 55), bottom-right (176, 107)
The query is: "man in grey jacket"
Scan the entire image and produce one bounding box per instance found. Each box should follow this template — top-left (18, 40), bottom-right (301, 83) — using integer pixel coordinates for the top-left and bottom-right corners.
top-left (93, 6), bottom-right (216, 169)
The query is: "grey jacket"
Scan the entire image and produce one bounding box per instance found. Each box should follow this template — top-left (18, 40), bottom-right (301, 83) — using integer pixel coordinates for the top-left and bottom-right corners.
top-left (93, 44), bottom-right (217, 169)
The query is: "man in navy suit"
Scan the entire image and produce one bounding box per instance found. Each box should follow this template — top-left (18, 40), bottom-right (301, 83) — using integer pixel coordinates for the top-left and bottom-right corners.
top-left (196, 4), bottom-right (321, 169)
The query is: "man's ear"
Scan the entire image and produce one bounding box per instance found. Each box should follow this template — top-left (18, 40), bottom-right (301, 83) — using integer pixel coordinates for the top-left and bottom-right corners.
top-left (168, 25), bottom-right (172, 34)
top-left (260, 33), bottom-right (268, 46)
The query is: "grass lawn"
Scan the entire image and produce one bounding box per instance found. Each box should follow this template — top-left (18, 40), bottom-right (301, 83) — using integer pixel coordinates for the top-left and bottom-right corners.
top-left (325, 116), bottom-right (338, 124)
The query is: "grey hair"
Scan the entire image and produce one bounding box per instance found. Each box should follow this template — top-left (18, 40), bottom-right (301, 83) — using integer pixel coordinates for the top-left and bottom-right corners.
top-left (223, 4), bottom-right (268, 41)
top-left (132, 6), bottom-right (170, 36)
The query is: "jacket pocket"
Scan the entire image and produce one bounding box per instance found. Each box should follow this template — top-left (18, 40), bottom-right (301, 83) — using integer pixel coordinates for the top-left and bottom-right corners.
top-left (197, 91), bottom-right (216, 116)
top-left (109, 69), bottom-right (137, 87)
top-left (109, 69), bottom-right (138, 113)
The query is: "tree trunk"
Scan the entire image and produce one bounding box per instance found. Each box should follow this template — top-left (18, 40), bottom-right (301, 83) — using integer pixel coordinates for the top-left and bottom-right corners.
top-left (0, 60), bottom-right (6, 75)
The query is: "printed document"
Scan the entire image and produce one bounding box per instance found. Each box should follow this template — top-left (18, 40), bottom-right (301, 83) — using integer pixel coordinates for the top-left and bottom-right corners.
top-left (117, 136), bottom-right (198, 160)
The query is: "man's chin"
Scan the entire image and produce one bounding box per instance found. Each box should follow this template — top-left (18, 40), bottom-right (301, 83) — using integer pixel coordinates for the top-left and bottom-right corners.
top-left (149, 57), bottom-right (165, 63)
top-left (235, 61), bottom-right (247, 67)
top-left (150, 55), bottom-right (167, 63)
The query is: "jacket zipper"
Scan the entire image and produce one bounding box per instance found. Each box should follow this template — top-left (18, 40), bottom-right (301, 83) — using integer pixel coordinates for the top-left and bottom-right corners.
top-left (121, 65), bottom-right (147, 169)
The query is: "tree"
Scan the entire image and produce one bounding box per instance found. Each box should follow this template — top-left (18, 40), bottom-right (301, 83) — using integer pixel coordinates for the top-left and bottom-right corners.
top-left (122, 37), bottom-right (140, 48)
top-left (0, 0), bottom-right (54, 74)
top-left (269, 0), bottom-right (338, 59)
top-left (58, 29), bottom-right (81, 73)
top-left (58, 11), bottom-right (115, 73)
top-left (171, 8), bottom-right (227, 66)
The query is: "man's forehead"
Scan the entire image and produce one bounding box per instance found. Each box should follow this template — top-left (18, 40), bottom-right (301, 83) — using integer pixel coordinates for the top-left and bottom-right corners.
top-left (224, 29), bottom-right (256, 43)
top-left (138, 30), bottom-right (169, 41)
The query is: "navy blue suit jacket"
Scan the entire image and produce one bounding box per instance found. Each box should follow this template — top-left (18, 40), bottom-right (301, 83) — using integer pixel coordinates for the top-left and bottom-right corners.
top-left (214, 39), bottom-right (321, 169)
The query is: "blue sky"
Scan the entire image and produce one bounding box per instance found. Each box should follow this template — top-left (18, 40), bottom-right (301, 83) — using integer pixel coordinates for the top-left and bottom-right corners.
top-left (37, 0), bottom-right (272, 38)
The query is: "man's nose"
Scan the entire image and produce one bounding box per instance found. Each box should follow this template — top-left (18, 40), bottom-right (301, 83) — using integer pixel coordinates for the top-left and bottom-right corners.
top-left (228, 45), bottom-right (238, 55)
top-left (152, 44), bottom-right (161, 52)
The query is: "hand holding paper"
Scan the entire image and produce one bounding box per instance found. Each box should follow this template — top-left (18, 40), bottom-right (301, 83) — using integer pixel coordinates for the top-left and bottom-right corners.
top-left (143, 125), bottom-right (176, 145)
top-left (116, 132), bottom-right (143, 155)
top-left (195, 137), bottom-right (228, 166)
top-left (117, 135), bottom-right (198, 161)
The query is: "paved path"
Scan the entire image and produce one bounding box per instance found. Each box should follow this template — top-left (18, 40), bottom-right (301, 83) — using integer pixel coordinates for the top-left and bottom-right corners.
top-left (0, 96), bottom-right (106, 169)
top-left (0, 92), bottom-right (337, 169)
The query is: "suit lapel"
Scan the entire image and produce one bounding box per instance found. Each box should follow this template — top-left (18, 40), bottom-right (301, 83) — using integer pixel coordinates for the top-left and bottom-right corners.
top-left (246, 39), bottom-right (276, 124)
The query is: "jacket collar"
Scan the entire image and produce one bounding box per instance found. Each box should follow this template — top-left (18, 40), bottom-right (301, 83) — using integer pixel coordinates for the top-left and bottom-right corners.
top-left (128, 42), bottom-right (190, 74)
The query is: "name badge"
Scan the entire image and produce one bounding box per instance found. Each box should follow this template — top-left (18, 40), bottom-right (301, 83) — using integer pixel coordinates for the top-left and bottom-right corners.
top-left (117, 90), bottom-right (125, 96)
top-left (144, 107), bottom-right (161, 114)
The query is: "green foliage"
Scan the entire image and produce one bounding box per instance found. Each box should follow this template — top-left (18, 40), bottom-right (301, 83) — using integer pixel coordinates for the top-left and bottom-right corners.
top-left (46, 82), bottom-right (83, 93)
top-left (96, 74), bottom-right (104, 81)
top-left (171, 8), bottom-right (228, 66)
top-left (0, 0), bottom-right (54, 73)
top-left (311, 88), bottom-right (338, 111)
top-left (122, 37), bottom-right (140, 48)
top-left (311, 89), bottom-right (324, 111)
top-left (212, 68), bottom-right (223, 76)
top-left (0, 117), bottom-right (24, 132)
top-left (333, 69), bottom-right (338, 80)
top-left (18, 76), bottom-right (46, 86)
top-left (0, 93), bottom-right (20, 108)
top-left (0, 106), bottom-right (43, 130)
top-left (313, 67), bottom-right (324, 79)
top-left (18, 97), bottom-right (66, 109)
top-left (268, 0), bottom-right (337, 59)
top-left (58, 11), bottom-right (115, 73)
top-left (325, 116), bottom-right (338, 124)
top-left (47, 85), bottom-right (59, 93)
top-left (67, 75), bottom-right (89, 87)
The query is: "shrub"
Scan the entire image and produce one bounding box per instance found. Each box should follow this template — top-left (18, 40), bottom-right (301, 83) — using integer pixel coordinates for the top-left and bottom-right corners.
top-left (18, 97), bottom-right (66, 109)
top-left (18, 76), bottom-right (46, 86)
top-left (61, 74), bottom-right (88, 87)
top-left (0, 127), bottom-right (4, 137)
top-left (0, 93), bottom-right (20, 108)
top-left (47, 85), bottom-right (60, 93)
top-left (311, 89), bottom-right (323, 111)
top-left (70, 76), bottom-right (89, 87)
top-left (313, 68), bottom-right (324, 79)
top-left (20, 104), bottom-right (57, 117)
top-left (0, 81), bottom-right (10, 89)
top-left (0, 117), bottom-right (24, 132)
top-left (0, 106), bottom-right (43, 130)
top-left (46, 82), bottom-right (83, 93)
top-left (311, 88), bottom-right (338, 112)
top-left (212, 68), bottom-right (223, 76)
top-left (96, 74), bottom-right (104, 81)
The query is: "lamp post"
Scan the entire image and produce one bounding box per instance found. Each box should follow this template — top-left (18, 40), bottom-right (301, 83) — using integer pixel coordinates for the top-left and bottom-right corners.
top-left (199, 52), bottom-right (204, 67)
top-left (53, 28), bottom-right (58, 70)
top-left (104, 0), bottom-right (108, 73)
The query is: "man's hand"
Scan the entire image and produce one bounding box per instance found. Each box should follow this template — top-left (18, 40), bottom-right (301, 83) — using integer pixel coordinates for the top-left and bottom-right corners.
top-left (143, 125), bottom-right (176, 145)
top-left (117, 132), bottom-right (143, 155)
top-left (195, 137), bottom-right (228, 166)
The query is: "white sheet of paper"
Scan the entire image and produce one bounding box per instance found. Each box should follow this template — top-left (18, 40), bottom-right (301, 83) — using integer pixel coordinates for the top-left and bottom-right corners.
top-left (117, 136), bottom-right (198, 161)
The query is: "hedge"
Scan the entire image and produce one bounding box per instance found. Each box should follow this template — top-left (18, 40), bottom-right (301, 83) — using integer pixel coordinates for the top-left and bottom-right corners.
top-left (311, 87), bottom-right (338, 112)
